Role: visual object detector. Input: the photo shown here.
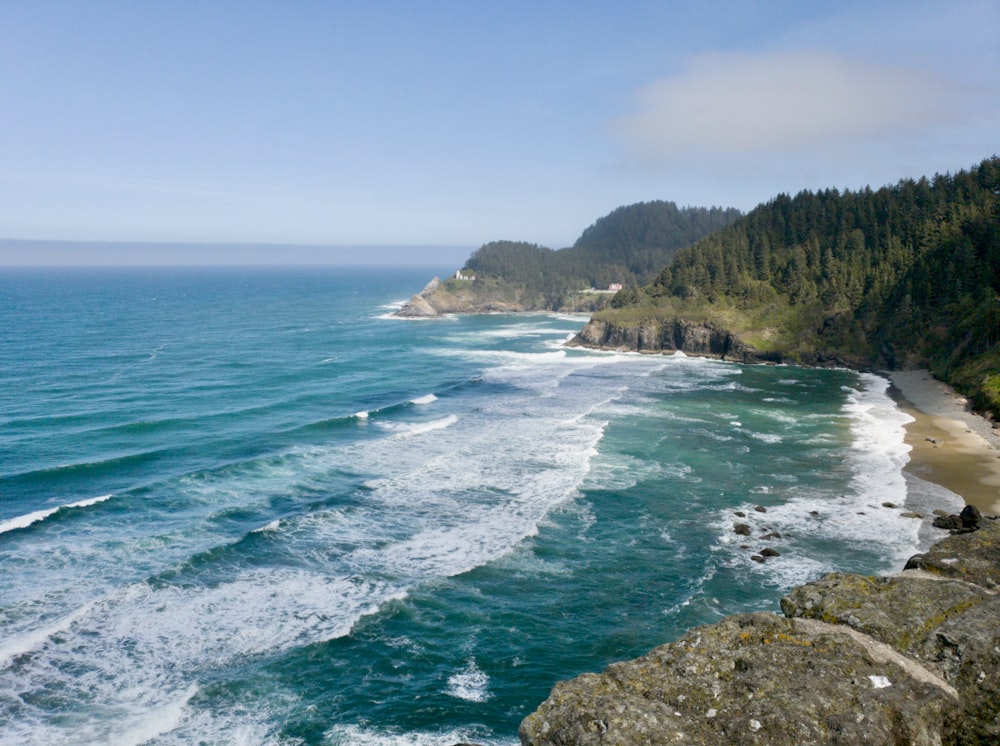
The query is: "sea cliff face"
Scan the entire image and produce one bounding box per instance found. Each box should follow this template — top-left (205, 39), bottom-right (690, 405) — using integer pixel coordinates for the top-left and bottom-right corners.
top-left (519, 517), bottom-right (1000, 745)
top-left (567, 316), bottom-right (863, 368)
top-left (565, 317), bottom-right (771, 363)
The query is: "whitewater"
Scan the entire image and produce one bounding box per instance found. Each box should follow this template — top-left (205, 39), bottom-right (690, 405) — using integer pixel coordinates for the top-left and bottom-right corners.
top-left (0, 266), bottom-right (961, 745)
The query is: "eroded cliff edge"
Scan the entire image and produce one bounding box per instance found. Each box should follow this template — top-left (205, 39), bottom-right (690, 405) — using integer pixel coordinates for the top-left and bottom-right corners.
top-left (394, 276), bottom-right (533, 317)
top-left (566, 316), bottom-right (862, 369)
top-left (520, 515), bottom-right (1000, 745)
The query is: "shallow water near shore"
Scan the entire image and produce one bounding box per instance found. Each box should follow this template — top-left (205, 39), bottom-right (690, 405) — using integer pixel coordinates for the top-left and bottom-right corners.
top-left (0, 267), bottom-right (960, 745)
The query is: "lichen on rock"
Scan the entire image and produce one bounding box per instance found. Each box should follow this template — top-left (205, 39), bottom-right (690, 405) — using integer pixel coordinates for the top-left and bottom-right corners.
top-left (520, 520), bottom-right (1000, 745)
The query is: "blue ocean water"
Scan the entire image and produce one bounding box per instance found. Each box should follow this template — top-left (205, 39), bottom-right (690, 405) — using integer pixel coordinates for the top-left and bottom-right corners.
top-left (0, 267), bottom-right (961, 745)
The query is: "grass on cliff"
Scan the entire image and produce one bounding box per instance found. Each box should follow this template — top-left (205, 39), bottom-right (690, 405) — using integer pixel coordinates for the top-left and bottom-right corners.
top-left (595, 294), bottom-right (843, 358)
top-left (936, 347), bottom-right (1000, 419)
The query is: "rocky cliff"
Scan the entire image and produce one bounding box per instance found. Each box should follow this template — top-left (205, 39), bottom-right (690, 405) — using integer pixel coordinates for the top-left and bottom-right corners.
top-left (565, 317), bottom-right (772, 363)
top-left (567, 316), bottom-right (863, 368)
top-left (394, 277), bottom-right (532, 318)
top-left (519, 516), bottom-right (1000, 745)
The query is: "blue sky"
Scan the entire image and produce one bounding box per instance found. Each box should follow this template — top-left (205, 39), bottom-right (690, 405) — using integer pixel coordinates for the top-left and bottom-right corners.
top-left (0, 1), bottom-right (997, 264)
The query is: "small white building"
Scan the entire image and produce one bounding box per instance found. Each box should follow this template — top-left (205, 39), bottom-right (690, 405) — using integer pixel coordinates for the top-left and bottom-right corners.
top-left (608, 282), bottom-right (623, 291)
top-left (455, 270), bottom-right (476, 281)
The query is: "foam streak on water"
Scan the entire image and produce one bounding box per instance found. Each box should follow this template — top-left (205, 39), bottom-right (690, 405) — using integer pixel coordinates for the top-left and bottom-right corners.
top-left (0, 493), bottom-right (112, 535)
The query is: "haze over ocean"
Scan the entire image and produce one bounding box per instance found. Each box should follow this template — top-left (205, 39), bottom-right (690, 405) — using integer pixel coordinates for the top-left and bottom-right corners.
top-left (0, 267), bottom-right (961, 745)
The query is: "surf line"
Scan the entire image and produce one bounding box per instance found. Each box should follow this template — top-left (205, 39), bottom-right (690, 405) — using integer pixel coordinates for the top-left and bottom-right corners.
top-left (0, 494), bottom-right (112, 536)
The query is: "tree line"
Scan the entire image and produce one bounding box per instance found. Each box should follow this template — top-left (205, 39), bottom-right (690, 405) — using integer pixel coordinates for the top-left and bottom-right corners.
top-left (461, 202), bottom-right (742, 309)
top-left (607, 157), bottom-right (1000, 415)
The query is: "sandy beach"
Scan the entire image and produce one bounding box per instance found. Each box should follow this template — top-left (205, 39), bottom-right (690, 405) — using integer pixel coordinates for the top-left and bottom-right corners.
top-left (888, 369), bottom-right (1000, 516)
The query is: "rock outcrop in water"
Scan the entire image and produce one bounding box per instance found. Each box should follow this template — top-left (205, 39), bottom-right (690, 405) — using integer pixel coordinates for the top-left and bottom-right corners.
top-left (520, 518), bottom-right (1000, 745)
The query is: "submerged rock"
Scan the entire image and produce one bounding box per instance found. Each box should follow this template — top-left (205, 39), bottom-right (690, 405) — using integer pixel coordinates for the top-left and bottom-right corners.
top-left (521, 520), bottom-right (1000, 745)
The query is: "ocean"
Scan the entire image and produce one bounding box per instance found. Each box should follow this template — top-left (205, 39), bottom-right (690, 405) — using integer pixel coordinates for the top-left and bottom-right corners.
top-left (0, 266), bottom-right (962, 745)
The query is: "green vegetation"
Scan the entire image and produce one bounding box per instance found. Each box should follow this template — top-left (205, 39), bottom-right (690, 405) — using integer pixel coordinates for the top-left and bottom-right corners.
top-left (460, 202), bottom-right (742, 310)
top-left (596, 157), bottom-right (1000, 417)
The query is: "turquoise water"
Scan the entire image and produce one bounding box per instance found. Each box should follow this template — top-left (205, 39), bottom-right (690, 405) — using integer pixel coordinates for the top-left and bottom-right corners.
top-left (0, 267), bottom-right (960, 745)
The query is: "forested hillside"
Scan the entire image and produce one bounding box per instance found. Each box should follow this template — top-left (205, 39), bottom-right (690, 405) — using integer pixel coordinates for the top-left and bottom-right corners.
top-left (460, 202), bottom-right (741, 310)
top-left (589, 157), bottom-right (1000, 416)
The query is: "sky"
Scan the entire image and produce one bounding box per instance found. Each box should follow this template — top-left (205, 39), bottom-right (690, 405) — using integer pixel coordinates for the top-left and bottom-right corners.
top-left (0, 0), bottom-right (997, 265)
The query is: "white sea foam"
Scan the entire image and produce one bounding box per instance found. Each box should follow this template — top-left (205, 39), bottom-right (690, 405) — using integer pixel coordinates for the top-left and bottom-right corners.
top-left (447, 323), bottom-right (568, 341)
top-left (251, 519), bottom-right (281, 533)
top-left (109, 683), bottom-right (199, 746)
top-left (0, 569), bottom-right (411, 744)
top-left (446, 659), bottom-right (492, 702)
top-left (144, 712), bottom-right (275, 746)
top-left (353, 409), bottom-right (370, 419)
top-left (386, 414), bottom-right (458, 438)
top-left (747, 431), bottom-right (783, 444)
top-left (0, 327), bottom-right (655, 744)
top-left (410, 393), bottom-right (438, 405)
top-left (326, 724), bottom-right (511, 746)
top-left (711, 372), bottom-right (942, 590)
top-left (751, 408), bottom-right (800, 425)
top-left (0, 493), bottom-right (112, 535)
top-left (15, 347), bottom-right (613, 664)
top-left (438, 347), bottom-right (570, 367)
top-left (582, 453), bottom-right (666, 491)
top-left (0, 599), bottom-right (98, 668)
top-left (842, 373), bottom-right (921, 559)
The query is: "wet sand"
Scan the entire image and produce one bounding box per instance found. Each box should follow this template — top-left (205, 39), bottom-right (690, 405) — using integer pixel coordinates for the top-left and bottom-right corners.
top-left (888, 370), bottom-right (1000, 516)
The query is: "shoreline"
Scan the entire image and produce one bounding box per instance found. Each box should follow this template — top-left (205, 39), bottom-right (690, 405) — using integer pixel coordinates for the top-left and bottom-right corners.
top-left (886, 369), bottom-right (1000, 516)
top-left (565, 332), bottom-right (1000, 516)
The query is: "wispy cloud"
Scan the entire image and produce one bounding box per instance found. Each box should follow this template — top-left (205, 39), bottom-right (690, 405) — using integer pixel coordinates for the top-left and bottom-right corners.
top-left (615, 50), bottom-right (969, 162)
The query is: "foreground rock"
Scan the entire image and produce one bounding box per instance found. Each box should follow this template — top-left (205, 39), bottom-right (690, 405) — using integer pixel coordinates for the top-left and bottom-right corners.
top-left (520, 520), bottom-right (999, 745)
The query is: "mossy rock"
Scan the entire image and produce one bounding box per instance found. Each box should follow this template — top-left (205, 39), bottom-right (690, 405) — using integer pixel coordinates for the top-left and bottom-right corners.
top-left (520, 613), bottom-right (955, 746)
top-left (904, 519), bottom-right (1000, 589)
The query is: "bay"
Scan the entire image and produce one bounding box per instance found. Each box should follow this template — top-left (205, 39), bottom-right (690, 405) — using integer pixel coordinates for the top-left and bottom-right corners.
top-left (0, 267), bottom-right (959, 745)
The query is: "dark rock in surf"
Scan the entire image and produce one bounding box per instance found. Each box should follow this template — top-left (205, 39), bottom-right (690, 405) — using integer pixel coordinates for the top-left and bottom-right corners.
top-left (932, 505), bottom-right (988, 533)
top-left (961, 504), bottom-right (983, 529)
